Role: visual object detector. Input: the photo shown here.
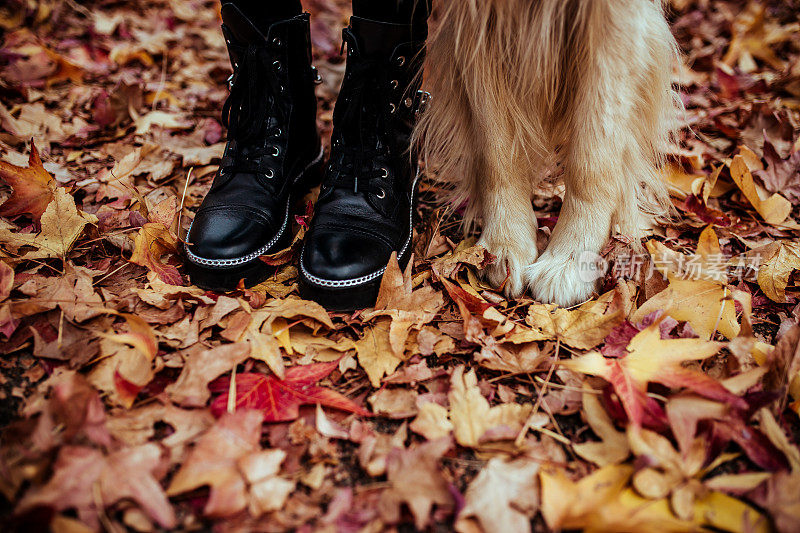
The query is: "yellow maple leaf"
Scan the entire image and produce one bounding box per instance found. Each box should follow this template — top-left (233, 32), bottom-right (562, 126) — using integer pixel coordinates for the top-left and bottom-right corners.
top-left (729, 154), bottom-right (791, 225)
top-left (354, 317), bottom-right (405, 388)
top-left (525, 290), bottom-right (623, 350)
top-left (562, 320), bottom-right (742, 426)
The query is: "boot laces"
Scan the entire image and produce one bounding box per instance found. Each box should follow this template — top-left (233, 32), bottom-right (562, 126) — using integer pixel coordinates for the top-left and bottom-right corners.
top-left (327, 28), bottom-right (396, 194)
top-left (221, 44), bottom-right (284, 176)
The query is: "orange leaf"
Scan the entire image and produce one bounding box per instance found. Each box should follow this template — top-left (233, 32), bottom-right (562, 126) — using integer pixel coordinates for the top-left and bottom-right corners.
top-left (0, 140), bottom-right (57, 221)
top-left (210, 361), bottom-right (370, 422)
top-left (129, 222), bottom-right (182, 285)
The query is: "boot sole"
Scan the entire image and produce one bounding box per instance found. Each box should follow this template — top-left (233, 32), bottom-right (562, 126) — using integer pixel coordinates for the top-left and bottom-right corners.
top-left (297, 171), bottom-right (419, 312)
top-left (184, 148), bottom-right (324, 292)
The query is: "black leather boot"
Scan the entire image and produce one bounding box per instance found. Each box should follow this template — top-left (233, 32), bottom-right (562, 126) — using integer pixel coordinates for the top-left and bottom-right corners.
top-left (184, 5), bottom-right (323, 291)
top-left (299, 17), bottom-right (428, 311)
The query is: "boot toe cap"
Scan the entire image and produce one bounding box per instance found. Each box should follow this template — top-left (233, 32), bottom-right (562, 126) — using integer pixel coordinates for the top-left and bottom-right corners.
top-left (301, 228), bottom-right (393, 284)
top-left (186, 206), bottom-right (285, 263)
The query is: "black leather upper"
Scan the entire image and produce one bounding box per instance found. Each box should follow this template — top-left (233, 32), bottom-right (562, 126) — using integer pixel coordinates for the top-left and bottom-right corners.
top-left (301, 17), bottom-right (426, 284)
top-left (186, 6), bottom-right (320, 264)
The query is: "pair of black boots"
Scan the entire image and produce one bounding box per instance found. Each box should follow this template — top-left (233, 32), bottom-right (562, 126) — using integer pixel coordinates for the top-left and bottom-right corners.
top-left (184, 5), bottom-right (427, 311)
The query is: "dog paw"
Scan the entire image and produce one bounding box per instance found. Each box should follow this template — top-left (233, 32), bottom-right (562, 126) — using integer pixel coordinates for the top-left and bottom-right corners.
top-left (524, 251), bottom-right (601, 306)
top-left (476, 238), bottom-right (538, 299)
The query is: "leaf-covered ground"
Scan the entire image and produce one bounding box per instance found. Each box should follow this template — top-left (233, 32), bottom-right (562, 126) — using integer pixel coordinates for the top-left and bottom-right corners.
top-left (1, 0), bottom-right (799, 531)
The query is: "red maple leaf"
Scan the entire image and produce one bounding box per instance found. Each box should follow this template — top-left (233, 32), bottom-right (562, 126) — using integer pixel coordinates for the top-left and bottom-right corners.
top-left (209, 361), bottom-right (370, 422)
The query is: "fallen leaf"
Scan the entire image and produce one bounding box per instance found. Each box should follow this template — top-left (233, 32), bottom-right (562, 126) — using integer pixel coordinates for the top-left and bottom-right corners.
top-left (757, 241), bottom-right (800, 303)
top-left (0, 141), bottom-right (57, 221)
top-left (378, 438), bottom-right (454, 530)
top-left (167, 410), bottom-right (263, 517)
top-left (573, 386), bottom-right (630, 466)
top-left (455, 457), bottom-right (540, 533)
top-left (448, 366), bottom-right (531, 448)
top-left (633, 278), bottom-right (739, 340)
top-left (362, 252), bottom-right (445, 355)
top-left (17, 444), bottom-right (175, 530)
top-left (729, 154), bottom-right (791, 225)
top-left (354, 317), bottom-right (406, 388)
top-left (209, 361), bottom-right (370, 422)
top-left (0, 188), bottom-right (97, 261)
top-left (129, 222), bottom-right (181, 286)
top-left (526, 291), bottom-right (624, 350)
top-left (562, 319), bottom-right (743, 426)
top-left (166, 343), bottom-right (251, 407)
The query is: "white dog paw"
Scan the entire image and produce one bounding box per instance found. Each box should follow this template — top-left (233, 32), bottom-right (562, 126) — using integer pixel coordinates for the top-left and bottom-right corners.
top-left (524, 251), bottom-right (602, 306)
top-left (476, 238), bottom-right (538, 299)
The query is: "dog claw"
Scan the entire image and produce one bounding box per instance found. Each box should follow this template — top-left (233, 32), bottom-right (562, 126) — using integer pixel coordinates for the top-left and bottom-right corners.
top-left (476, 238), bottom-right (537, 299)
top-left (524, 252), bottom-right (598, 307)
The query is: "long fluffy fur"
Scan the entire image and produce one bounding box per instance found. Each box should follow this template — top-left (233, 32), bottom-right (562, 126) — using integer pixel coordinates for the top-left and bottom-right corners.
top-left (414, 0), bottom-right (681, 305)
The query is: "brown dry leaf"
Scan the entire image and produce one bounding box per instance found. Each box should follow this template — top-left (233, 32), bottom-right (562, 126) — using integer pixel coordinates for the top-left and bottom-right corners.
top-left (467, 315), bottom-right (552, 374)
top-left (368, 388), bottom-right (419, 419)
top-left (166, 343), bottom-right (251, 407)
top-left (106, 402), bottom-right (214, 462)
top-left (455, 457), bottom-right (540, 533)
top-left (133, 110), bottom-right (192, 135)
top-left (378, 437), bottom-right (454, 530)
top-left (167, 409), bottom-right (264, 517)
top-left (757, 241), bottom-right (800, 303)
top-left (0, 141), bottom-right (57, 221)
top-left (242, 297), bottom-right (333, 378)
top-left (525, 290), bottom-right (623, 350)
top-left (21, 264), bottom-right (105, 322)
top-left (431, 241), bottom-right (493, 279)
top-left (0, 260), bottom-right (13, 301)
top-left (647, 227), bottom-right (728, 284)
top-left (238, 449), bottom-right (295, 517)
top-left (0, 188), bottom-right (97, 262)
top-left (358, 421), bottom-right (408, 477)
top-left (362, 252), bottom-right (445, 355)
top-left (88, 313), bottom-right (159, 407)
top-left (17, 444), bottom-right (176, 530)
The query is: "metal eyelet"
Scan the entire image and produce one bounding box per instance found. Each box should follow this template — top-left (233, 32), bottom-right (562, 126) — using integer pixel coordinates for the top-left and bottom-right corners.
top-left (390, 80), bottom-right (398, 89)
top-left (312, 66), bottom-right (323, 85)
top-left (404, 97), bottom-right (413, 108)
top-left (273, 128), bottom-right (282, 137)
top-left (271, 146), bottom-right (281, 157)
top-left (376, 188), bottom-right (386, 199)
top-left (273, 60), bottom-right (282, 71)
top-left (272, 37), bottom-right (282, 46)
top-left (265, 169), bottom-right (275, 178)
top-left (389, 103), bottom-right (396, 114)
top-left (395, 56), bottom-right (406, 67)
top-left (380, 167), bottom-right (389, 178)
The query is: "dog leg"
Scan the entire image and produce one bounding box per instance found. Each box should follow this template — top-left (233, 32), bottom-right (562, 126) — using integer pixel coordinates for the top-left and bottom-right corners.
top-left (477, 179), bottom-right (539, 299)
top-left (524, 186), bottom-right (612, 306)
top-left (525, 0), bottom-right (674, 306)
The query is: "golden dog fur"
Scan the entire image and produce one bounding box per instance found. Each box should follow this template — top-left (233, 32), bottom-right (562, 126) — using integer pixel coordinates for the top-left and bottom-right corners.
top-left (413, 0), bottom-right (680, 305)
